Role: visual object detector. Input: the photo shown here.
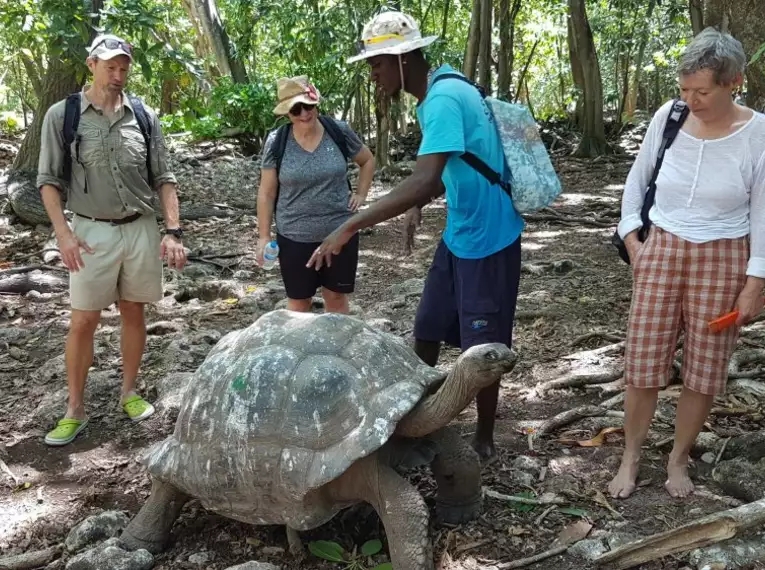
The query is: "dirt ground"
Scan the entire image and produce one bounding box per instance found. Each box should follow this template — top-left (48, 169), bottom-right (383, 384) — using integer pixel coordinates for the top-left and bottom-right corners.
top-left (2, 136), bottom-right (765, 570)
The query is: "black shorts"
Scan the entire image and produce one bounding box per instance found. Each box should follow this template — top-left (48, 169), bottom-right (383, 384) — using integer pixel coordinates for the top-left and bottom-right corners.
top-left (276, 233), bottom-right (359, 300)
top-left (413, 237), bottom-right (521, 350)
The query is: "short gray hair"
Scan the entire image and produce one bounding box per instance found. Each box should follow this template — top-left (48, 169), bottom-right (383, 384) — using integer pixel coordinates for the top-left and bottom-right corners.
top-left (678, 27), bottom-right (746, 85)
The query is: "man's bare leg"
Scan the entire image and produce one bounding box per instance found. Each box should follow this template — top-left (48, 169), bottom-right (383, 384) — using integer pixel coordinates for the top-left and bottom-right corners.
top-left (665, 387), bottom-right (714, 498)
top-left (118, 301), bottom-right (146, 403)
top-left (65, 309), bottom-right (101, 419)
top-left (286, 298), bottom-right (312, 312)
top-left (608, 386), bottom-right (660, 499)
top-left (321, 288), bottom-right (349, 314)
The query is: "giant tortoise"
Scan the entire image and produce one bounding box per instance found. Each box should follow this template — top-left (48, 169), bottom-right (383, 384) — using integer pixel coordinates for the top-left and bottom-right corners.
top-left (122, 310), bottom-right (517, 569)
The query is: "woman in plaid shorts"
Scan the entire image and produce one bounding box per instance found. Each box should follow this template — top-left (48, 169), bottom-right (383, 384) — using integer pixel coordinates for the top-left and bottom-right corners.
top-left (610, 28), bottom-right (765, 499)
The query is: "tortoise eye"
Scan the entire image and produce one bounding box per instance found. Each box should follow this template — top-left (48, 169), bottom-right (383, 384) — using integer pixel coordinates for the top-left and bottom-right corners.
top-left (486, 350), bottom-right (499, 361)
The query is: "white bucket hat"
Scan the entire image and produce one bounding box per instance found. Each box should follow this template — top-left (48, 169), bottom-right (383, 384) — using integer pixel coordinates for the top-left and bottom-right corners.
top-left (272, 75), bottom-right (322, 115)
top-left (347, 11), bottom-right (438, 64)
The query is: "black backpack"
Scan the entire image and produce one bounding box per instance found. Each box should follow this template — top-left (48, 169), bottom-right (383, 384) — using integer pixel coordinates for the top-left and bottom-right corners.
top-left (270, 115), bottom-right (353, 206)
top-left (62, 92), bottom-right (153, 192)
top-left (612, 99), bottom-right (689, 264)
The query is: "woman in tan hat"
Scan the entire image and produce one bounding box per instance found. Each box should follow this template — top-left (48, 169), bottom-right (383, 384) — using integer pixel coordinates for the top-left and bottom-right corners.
top-left (256, 76), bottom-right (374, 313)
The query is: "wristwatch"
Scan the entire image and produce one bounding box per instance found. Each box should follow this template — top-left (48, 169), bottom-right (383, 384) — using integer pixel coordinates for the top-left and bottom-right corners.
top-left (163, 227), bottom-right (184, 239)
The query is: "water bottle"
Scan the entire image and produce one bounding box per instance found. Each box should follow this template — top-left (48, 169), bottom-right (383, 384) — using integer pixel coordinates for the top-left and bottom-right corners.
top-left (262, 240), bottom-right (279, 271)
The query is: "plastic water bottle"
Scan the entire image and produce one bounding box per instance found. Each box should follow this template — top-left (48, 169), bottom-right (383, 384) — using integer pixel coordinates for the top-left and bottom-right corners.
top-left (262, 240), bottom-right (279, 271)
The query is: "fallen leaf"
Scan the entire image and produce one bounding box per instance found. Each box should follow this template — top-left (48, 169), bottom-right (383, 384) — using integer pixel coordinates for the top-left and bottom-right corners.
top-left (558, 426), bottom-right (624, 447)
top-left (508, 525), bottom-right (528, 536)
top-left (246, 285), bottom-right (258, 293)
top-left (592, 489), bottom-right (623, 519)
top-left (552, 520), bottom-right (593, 547)
top-left (222, 298), bottom-right (239, 305)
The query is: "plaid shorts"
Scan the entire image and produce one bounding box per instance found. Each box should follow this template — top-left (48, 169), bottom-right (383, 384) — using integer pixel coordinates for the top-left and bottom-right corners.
top-left (625, 227), bottom-right (749, 395)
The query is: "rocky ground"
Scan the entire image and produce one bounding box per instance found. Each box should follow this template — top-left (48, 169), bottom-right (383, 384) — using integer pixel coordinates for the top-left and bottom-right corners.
top-left (2, 125), bottom-right (765, 570)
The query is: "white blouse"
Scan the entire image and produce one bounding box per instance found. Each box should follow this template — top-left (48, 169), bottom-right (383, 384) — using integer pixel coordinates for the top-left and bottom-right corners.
top-left (618, 99), bottom-right (765, 278)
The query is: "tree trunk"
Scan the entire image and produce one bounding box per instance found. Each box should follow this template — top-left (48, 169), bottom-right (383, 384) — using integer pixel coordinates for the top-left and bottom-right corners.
top-left (703, 0), bottom-right (730, 32)
top-left (689, 0), bottom-right (705, 34)
top-left (374, 85), bottom-right (391, 168)
top-left (568, 0), bottom-right (610, 157)
top-left (498, 0), bottom-right (522, 101)
top-left (463, 0), bottom-right (481, 80)
top-left (567, 11), bottom-right (585, 127)
top-left (727, 0), bottom-right (765, 112)
top-left (626, 0), bottom-right (657, 118)
top-left (441, 0), bottom-right (451, 42)
top-left (477, 0), bottom-right (492, 93)
top-left (160, 77), bottom-right (179, 115)
top-left (189, 0), bottom-right (248, 83)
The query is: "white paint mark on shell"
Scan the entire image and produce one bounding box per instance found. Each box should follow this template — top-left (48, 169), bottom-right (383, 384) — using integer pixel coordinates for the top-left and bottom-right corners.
top-left (313, 409), bottom-right (322, 437)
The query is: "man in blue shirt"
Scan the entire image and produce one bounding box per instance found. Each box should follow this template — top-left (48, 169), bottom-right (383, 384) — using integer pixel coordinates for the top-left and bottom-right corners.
top-left (308, 10), bottom-right (523, 460)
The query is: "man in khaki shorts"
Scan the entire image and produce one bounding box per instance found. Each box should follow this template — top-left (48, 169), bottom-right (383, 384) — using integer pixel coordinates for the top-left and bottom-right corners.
top-left (36, 34), bottom-right (187, 446)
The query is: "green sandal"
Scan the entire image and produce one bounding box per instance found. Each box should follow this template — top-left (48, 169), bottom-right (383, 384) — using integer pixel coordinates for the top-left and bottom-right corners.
top-left (45, 418), bottom-right (88, 446)
top-left (122, 395), bottom-right (155, 422)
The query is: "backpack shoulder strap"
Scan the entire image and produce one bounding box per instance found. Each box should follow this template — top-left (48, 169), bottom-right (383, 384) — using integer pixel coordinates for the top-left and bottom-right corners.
top-left (430, 73), bottom-right (487, 98)
top-left (128, 95), bottom-right (154, 187)
top-left (273, 123), bottom-right (291, 175)
top-left (639, 99), bottom-right (690, 232)
top-left (318, 115), bottom-right (350, 160)
top-left (62, 93), bottom-right (82, 184)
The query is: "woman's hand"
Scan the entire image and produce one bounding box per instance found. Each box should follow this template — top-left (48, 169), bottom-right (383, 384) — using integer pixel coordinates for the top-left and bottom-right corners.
top-left (734, 281), bottom-right (765, 326)
top-left (349, 192), bottom-right (367, 212)
top-left (624, 231), bottom-right (643, 264)
top-left (256, 236), bottom-right (271, 267)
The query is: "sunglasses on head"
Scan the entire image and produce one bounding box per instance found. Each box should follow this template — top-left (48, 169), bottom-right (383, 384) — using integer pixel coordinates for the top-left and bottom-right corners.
top-left (90, 38), bottom-right (133, 56)
top-left (289, 102), bottom-right (317, 116)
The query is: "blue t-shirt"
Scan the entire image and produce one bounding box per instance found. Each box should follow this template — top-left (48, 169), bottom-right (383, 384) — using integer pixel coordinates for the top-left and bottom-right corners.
top-left (416, 64), bottom-right (524, 259)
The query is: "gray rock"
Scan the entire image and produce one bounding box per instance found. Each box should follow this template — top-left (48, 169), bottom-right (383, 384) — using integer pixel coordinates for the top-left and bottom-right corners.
top-left (700, 452), bottom-right (716, 465)
top-left (35, 354), bottom-right (67, 385)
top-left (177, 280), bottom-right (244, 302)
top-left (713, 457), bottom-right (765, 502)
top-left (543, 473), bottom-right (582, 495)
top-left (66, 511), bottom-right (130, 552)
top-left (508, 470), bottom-right (537, 487)
top-left (689, 534), bottom-right (765, 569)
top-left (390, 278), bottom-right (424, 298)
top-left (33, 371), bottom-right (114, 424)
top-left (155, 372), bottom-right (194, 413)
top-left (65, 538), bottom-right (153, 570)
top-left (233, 270), bottom-right (255, 281)
top-left (568, 538), bottom-right (607, 561)
top-left (512, 455), bottom-right (543, 475)
top-left (188, 551), bottom-right (211, 565)
top-left (161, 331), bottom-right (221, 372)
top-left (606, 532), bottom-right (640, 551)
top-left (366, 318), bottom-right (395, 332)
top-left (182, 264), bottom-right (217, 279)
top-left (223, 562), bottom-right (280, 570)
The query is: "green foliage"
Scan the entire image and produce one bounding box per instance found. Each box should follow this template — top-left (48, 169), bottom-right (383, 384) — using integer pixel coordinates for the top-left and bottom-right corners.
top-left (0, 114), bottom-right (21, 135)
top-left (308, 538), bottom-right (391, 570)
top-left (210, 77), bottom-right (277, 136)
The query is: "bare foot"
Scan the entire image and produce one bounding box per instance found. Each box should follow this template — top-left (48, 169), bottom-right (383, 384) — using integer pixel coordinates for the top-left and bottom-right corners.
top-left (665, 459), bottom-right (694, 498)
top-left (471, 438), bottom-right (496, 462)
top-left (608, 455), bottom-right (639, 499)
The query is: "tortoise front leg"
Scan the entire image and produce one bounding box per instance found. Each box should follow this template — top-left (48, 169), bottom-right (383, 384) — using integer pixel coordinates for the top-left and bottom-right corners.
top-left (429, 426), bottom-right (483, 524)
top-left (122, 478), bottom-right (189, 554)
top-left (327, 453), bottom-right (434, 570)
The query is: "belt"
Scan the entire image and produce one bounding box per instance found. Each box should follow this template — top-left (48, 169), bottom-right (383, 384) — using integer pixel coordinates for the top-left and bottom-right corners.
top-left (74, 212), bottom-right (143, 225)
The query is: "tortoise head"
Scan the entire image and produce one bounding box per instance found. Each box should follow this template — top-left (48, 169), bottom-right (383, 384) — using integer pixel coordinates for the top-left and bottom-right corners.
top-left (454, 343), bottom-right (518, 389)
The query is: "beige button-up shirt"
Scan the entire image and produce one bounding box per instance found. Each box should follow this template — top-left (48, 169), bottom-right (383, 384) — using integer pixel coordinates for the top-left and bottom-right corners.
top-left (36, 87), bottom-right (177, 219)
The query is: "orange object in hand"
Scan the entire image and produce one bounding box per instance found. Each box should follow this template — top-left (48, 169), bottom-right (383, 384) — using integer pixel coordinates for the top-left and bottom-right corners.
top-left (708, 310), bottom-right (739, 333)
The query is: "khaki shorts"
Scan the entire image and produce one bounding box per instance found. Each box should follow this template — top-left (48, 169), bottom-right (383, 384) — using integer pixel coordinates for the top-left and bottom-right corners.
top-left (70, 214), bottom-right (163, 311)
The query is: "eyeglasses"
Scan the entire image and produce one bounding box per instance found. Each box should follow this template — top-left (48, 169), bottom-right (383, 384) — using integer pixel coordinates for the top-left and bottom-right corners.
top-left (289, 102), bottom-right (317, 116)
top-left (90, 38), bottom-right (133, 56)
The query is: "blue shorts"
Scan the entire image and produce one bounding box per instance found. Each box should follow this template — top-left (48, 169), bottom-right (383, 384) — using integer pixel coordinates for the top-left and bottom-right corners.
top-left (414, 237), bottom-right (521, 350)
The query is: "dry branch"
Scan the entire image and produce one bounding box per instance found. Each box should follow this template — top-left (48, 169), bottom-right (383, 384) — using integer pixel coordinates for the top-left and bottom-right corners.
top-left (0, 264), bottom-right (67, 277)
top-left (594, 497), bottom-right (765, 569)
top-left (536, 370), bottom-right (623, 393)
top-left (523, 213), bottom-right (613, 228)
top-left (483, 487), bottom-right (567, 506)
top-left (496, 544), bottom-right (570, 569)
top-left (0, 545), bottom-right (62, 570)
top-left (572, 331), bottom-right (625, 347)
top-left (538, 405), bottom-right (612, 436)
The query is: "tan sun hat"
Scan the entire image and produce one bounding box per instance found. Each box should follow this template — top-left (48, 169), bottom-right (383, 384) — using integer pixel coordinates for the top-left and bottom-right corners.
top-left (347, 11), bottom-right (438, 64)
top-left (272, 75), bottom-right (321, 115)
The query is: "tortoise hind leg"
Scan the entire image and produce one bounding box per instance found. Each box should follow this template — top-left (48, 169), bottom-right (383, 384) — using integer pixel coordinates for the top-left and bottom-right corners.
top-left (122, 478), bottom-right (189, 554)
top-left (327, 453), bottom-right (434, 570)
top-left (429, 426), bottom-right (483, 524)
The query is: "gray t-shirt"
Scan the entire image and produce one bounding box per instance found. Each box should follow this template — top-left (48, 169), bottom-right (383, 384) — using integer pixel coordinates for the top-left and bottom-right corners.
top-left (261, 120), bottom-right (363, 243)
